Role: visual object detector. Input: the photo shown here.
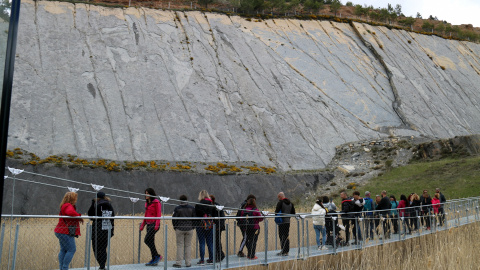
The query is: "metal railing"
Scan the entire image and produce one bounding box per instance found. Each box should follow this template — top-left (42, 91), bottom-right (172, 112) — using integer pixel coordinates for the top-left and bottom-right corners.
top-left (0, 196), bottom-right (479, 269)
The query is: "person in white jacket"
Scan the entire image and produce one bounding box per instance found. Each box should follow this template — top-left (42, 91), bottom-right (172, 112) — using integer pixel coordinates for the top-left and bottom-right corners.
top-left (311, 198), bottom-right (328, 250)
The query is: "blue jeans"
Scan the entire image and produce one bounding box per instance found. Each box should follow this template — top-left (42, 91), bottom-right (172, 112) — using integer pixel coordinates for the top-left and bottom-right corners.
top-left (313, 225), bottom-right (326, 247)
top-left (196, 227), bottom-right (213, 261)
top-left (55, 232), bottom-right (76, 270)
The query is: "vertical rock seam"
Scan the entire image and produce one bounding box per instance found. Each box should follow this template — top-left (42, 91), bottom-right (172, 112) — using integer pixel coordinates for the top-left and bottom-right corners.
top-left (350, 22), bottom-right (416, 131)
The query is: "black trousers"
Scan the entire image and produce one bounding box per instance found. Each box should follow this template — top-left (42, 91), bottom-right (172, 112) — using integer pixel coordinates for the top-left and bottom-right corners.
top-left (91, 230), bottom-right (109, 269)
top-left (238, 228), bottom-right (247, 252)
top-left (246, 228), bottom-right (259, 259)
top-left (343, 218), bottom-right (352, 242)
top-left (278, 223), bottom-right (290, 254)
top-left (145, 224), bottom-right (159, 259)
top-left (214, 229), bottom-right (225, 261)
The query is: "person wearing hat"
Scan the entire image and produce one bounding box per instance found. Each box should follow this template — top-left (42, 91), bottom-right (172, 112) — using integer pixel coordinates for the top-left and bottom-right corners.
top-left (88, 192), bottom-right (115, 270)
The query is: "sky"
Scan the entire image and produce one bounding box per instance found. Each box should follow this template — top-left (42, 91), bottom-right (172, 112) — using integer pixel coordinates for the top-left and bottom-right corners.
top-left (352, 0), bottom-right (480, 27)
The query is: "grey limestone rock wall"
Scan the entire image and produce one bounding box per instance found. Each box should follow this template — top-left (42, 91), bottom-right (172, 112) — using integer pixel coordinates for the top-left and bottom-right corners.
top-left (8, 0), bottom-right (480, 172)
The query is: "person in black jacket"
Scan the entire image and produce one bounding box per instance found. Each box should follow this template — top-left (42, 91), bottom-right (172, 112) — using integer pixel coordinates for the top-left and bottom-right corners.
top-left (172, 195), bottom-right (195, 268)
top-left (421, 191), bottom-right (432, 230)
top-left (194, 190), bottom-right (215, 265)
top-left (351, 191), bottom-right (365, 244)
top-left (436, 188), bottom-right (446, 226)
top-left (275, 192), bottom-right (296, 256)
top-left (88, 192), bottom-right (115, 270)
top-left (210, 195), bottom-right (226, 262)
top-left (236, 194), bottom-right (256, 257)
top-left (376, 190), bottom-right (391, 238)
top-left (340, 191), bottom-right (354, 245)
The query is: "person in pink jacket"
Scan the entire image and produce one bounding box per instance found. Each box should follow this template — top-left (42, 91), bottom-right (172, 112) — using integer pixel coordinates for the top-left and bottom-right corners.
top-left (140, 188), bottom-right (162, 266)
top-left (242, 197), bottom-right (263, 260)
top-left (432, 193), bottom-right (441, 215)
top-left (54, 192), bottom-right (83, 270)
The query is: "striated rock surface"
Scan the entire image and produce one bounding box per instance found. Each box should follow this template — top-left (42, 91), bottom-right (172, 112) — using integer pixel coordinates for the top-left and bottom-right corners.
top-left (10, 1), bottom-right (480, 170)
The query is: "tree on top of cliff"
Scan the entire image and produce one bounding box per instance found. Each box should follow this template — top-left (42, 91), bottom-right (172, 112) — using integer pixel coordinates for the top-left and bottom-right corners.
top-left (198, 0), bottom-right (214, 8)
top-left (329, 0), bottom-right (342, 16)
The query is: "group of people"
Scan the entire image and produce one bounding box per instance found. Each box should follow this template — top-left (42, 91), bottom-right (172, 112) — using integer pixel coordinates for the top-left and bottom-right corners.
top-left (309, 188), bottom-right (447, 248)
top-left (53, 188), bottom-right (446, 269)
top-left (53, 189), bottom-right (298, 269)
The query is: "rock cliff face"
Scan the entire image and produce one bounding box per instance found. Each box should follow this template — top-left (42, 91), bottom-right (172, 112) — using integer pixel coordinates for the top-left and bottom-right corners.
top-left (10, 1), bottom-right (480, 171)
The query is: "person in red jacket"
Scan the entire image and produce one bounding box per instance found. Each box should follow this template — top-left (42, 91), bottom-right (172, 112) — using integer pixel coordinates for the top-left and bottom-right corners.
top-left (54, 192), bottom-right (83, 270)
top-left (140, 188), bottom-right (162, 266)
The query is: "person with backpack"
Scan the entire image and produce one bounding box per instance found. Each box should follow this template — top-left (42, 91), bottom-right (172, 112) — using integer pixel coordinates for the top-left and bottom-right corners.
top-left (389, 195), bottom-right (399, 234)
top-left (140, 188), bottom-right (162, 266)
top-left (376, 190), bottom-right (392, 238)
top-left (275, 192), bottom-right (296, 256)
top-left (311, 197), bottom-right (327, 250)
top-left (436, 188), bottom-right (446, 226)
top-left (363, 191), bottom-right (375, 240)
top-left (88, 192), bottom-right (115, 270)
top-left (340, 191), bottom-right (355, 245)
top-left (210, 195), bottom-right (226, 262)
top-left (421, 191), bottom-right (432, 230)
top-left (409, 193), bottom-right (421, 231)
top-left (172, 195), bottom-right (195, 268)
top-left (236, 194), bottom-right (256, 257)
top-left (398, 194), bottom-right (410, 234)
top-left (242, 197), bottom-right (263, 259)
top-left (351, 191), bottom-right (365, 244)
top-left (194, 190), bottom-right (215, 265)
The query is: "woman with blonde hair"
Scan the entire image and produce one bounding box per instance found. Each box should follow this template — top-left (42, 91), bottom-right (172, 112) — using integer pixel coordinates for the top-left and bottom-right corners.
top-left (54, 192), bottom-right (83, 270)
top-left (194, 190), bottom-right (215, 265)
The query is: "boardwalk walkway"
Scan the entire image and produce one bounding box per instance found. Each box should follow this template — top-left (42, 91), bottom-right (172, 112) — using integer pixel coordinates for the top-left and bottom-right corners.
top-left (70, 211), bottom-right (478, 270)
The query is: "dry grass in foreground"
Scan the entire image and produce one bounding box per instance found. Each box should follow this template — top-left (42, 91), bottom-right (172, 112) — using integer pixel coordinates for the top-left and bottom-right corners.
top-left (235, 222), bottom-right (480, 270)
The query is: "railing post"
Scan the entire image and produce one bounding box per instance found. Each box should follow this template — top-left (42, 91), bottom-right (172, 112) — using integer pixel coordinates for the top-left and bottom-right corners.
top-left (355, 217), bottom-right (359, 247)
top-left (296, 218), bottom-right (300, 258)
top-left (264, 218), bottom-right (268, 265)
top-left (275, 223), bottom-right (278, 250)
top-left (417, 216), bottom-right (421, 237)
top-left (381, 216), bottom-right (385, 245)
top-left (456, 210), bottom-right (460, 227)
top-left (87, 224), bottom-right (92, 270)
top-left (0, 223), bottom-right (5, 261)
top-left (233, 221), bottom-right (236, 256)
top-left (138, 223), bottom-right (142, 264)
top-left (107, 225), bottom-right (112, 270)
top-left (301, 217), bottom-right (305, 259)
top-left (164, 224), bottom-right (168, 270)
top-left (213, 224), bottom-right (216, 269)
top-left (397, 215), bottom-right (401, 241)
top-left (332, 217), bottom-right (337, 254)
top-left (11, 223), bottom-right (19, 270)
top-left (306, 219), bottom-right (310, 257)
top-left (226, 223), bottom-right (229, 268)
top-left (195, 233), bottom-right (198, 259)
top-left (466, 208), bottom-right (469, 224)
top-left (84, 222), bottom-right (90, 268)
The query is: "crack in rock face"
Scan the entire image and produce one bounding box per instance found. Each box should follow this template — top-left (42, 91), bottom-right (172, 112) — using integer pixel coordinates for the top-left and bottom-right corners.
top-left (8, 0), bottom-right (480, 171)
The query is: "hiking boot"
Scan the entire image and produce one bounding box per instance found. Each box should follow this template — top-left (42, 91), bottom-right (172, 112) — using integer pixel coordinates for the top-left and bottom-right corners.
top-left (172, 264), bottom-right (182, 268)
top-left (248, 256), bottom-right (258, 260)
top-left (196, 260), bottom-right (205, 266)
top-left (238, 251), bottom-right (246, 257)
top-left (206, 259), bottom-right (213, 265)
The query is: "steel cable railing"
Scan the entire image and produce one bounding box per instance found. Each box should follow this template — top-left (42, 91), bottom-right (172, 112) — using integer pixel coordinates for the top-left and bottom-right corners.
top-left (0, 196), bottom-right (478, 269)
